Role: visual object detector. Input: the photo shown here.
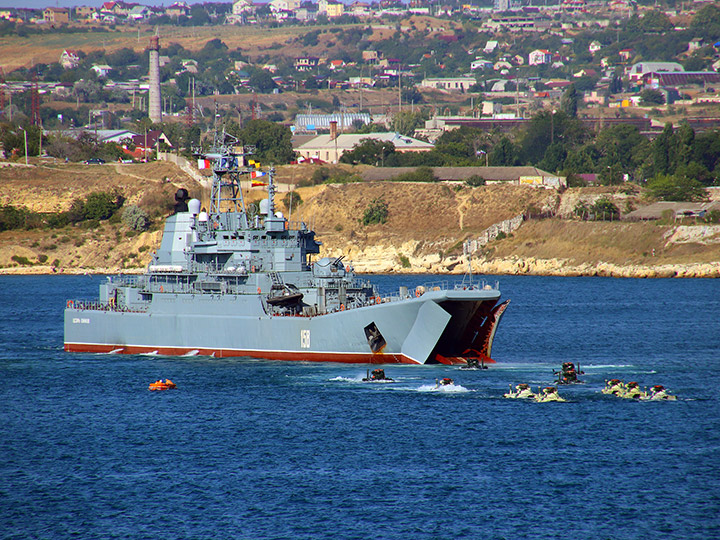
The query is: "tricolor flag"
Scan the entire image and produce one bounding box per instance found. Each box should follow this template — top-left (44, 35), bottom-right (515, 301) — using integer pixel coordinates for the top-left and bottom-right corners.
top-left (251, 171), bottom-right (266, 179)
top-left (198, 159), bottom-right (212, 169)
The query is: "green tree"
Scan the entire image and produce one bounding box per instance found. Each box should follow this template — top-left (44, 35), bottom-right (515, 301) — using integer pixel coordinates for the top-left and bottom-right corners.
top-left (640, 88), bottom-right (665, 105)
top-left (249, 70), bottom-right (277, 93)
top-left (340, 139), bottom-right (396, 166)
top-left (560, 84), bottom-right (578, 118)
top-left (229, 119), bottom-right (295, 164)
top-left (647, 174), bottom-right (708, 202)
top-left (652, 123), bottom-right (674, 176)
top-left (490, 136), bottom-right (520, 166)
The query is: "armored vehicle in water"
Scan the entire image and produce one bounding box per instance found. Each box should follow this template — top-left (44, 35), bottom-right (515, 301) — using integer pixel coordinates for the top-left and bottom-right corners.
top-left (64, 131), bottom-right (508, 364)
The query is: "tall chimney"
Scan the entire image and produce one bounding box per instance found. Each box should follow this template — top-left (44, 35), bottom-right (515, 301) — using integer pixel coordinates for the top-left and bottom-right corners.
top-left (329, 120), bottom-right (337, 140)
top-left (148, 35), bottom-right (162, 123)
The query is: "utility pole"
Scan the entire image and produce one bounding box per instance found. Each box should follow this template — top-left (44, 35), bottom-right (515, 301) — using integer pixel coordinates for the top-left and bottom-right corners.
top-left (18, 126), bottom-right (27, 165)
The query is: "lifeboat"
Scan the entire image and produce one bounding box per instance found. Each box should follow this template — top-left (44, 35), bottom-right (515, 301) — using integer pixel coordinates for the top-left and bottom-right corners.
top-left (149, 379), bottom-right (177, 391)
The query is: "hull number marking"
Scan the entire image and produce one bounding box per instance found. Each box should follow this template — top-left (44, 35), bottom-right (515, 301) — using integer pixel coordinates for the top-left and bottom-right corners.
top-left (72, 318), bottom-right (90, 324)
top-left (300, 329), bottom-right (310, 349)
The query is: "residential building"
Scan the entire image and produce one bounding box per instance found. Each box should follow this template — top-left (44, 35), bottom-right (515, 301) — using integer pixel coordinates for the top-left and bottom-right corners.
top-left (348, 2), bottom-right (371, 16)
top-left (362, 50), bottom-right (380, 63)
top-left (628, 62), bottom-right (683, 81)
top-left (128, 6), bottom-right (151, 20)
top-left (323, 0), bottom-right (345, 17)
top-left (294, 112), bottom-right (371, 132)
top-left (294, 56), bottom-right (320, 71)
top-left (91, 64), bottom-right (112, 78)
top-left (233, 0), bottom-right (254, 12)
top-left (420, 76), bottom-right (476, 92)
top-left (166, 2), bottom-right (190, 17)
top-left (60, 49), bottom-right (81, 69)
top-left (296, 131), bottom-right (433, 163)
top-left (75, 6), bottom-right (97, 19)
top-left (296, 2), bottom-right (318, 21)
top-left (618, 49), bottom-right (634, 62)
top-left (688, 38), bottom-right (704, 52)
top-left (471, 59), bottom-right (493, 70)
top-left (528, 49), bottom-right (552, 66)
top-left (43, 7), bottom-right (69, 24)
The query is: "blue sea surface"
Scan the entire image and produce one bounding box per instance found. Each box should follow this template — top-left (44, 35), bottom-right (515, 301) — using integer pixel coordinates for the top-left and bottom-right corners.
top-left (1, 274), bottom-right (719, 539)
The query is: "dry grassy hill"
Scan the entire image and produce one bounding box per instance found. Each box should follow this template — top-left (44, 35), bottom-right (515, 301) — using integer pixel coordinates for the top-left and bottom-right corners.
top-left (1, 160), bottom-right (719, 277)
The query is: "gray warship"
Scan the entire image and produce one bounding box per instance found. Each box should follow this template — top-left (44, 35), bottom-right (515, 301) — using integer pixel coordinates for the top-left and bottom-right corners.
top-left (64, 132), bottom-right (509, 365)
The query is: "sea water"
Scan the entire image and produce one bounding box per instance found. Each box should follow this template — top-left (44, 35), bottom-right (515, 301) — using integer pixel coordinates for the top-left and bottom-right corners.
top-left (1, 274), bottom-right (718, 540)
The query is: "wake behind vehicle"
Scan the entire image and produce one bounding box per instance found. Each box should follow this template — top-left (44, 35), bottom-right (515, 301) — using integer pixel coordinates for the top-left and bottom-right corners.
top-left (64, 128), bottom-right (509, 365)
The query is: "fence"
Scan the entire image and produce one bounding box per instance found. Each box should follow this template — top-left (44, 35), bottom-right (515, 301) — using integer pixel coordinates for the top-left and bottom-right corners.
top-left (464, 214), bottom-right (524, 254)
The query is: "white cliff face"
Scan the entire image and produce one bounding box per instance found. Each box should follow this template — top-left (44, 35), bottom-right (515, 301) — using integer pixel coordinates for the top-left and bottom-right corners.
top-left (664, 225), bottom-right (720, 246)
top-left (319, 239), bottom-right (720, 278)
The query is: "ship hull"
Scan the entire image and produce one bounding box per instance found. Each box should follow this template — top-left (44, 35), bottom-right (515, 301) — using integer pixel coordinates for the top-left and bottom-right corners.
top-left (64, 290), bottom-right (507, 365)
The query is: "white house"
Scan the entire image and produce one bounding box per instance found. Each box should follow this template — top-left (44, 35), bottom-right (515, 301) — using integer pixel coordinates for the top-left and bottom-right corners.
top-left (589, 40), bottom-right (602, 55)
top-left (296, 132), bottom-right (433, 163)
top-left (420, 77), bottom-right (476, 92)
top-left (91, 64), bottom-right (112, 78)
top-left (471, 60), bottom-right (493, 70)
top-left (484, 40), bottom-right (498, 53)
top-left (128, 6), bottom-right (151, 20)
top-left (528, 49), bottom-right (552, 66)
top-left (628, 61), bottom-right (683, 81)
top-left (60, 49), bottom-right (80, 69)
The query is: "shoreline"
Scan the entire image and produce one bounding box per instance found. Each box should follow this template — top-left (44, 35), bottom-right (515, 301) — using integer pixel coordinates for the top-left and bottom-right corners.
top-left (2, 258), bottom-right (718, 278)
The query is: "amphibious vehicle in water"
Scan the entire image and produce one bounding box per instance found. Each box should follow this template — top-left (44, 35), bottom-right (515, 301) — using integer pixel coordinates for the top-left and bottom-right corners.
top-left (64, 131), bottom-right (509, 365)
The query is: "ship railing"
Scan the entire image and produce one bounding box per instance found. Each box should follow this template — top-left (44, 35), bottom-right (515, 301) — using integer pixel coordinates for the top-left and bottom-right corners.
top-left (67, 299), bottom-right (149, 313)
top-left (108, 275), bottom-right (140, 287)
top-left (377, 279), bottom-right (499, 303)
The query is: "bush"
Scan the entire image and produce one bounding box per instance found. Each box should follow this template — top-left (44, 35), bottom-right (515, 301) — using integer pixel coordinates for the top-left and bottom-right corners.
top-left (465, 174), bottom-right (486, 187)
top-left (122, 205), bottom-right (151, 231)
top-left (282, 192), bottom-right (303, 210)
top-left (11, 255), bottom-right (32, 265)
top-left (0, 205), bottom-right (28, 231)
top-left (398, 254), bottom-right (411, 268)
top-left (704, 210), bottom-right (720, 224)
top-left (360, 197), bottom-right (389, 226)
top-left (591, 197), bottom-right (620, 221)
top-left (83, 191), bottom-right (125, 221)
top-left (391, 166), bottom-right (437, 183)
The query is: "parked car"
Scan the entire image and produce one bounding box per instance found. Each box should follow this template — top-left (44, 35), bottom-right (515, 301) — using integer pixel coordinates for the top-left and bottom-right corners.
top-left (84, 158), bottom-right (106, 164)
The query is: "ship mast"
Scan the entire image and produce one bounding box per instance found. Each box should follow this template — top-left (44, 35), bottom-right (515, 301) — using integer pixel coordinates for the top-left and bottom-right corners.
top-left (196, 121), bottom-right (256, 221)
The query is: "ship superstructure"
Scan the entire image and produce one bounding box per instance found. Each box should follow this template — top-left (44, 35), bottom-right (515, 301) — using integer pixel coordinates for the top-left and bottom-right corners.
top-left (64, 131), bottom-right (509, 364)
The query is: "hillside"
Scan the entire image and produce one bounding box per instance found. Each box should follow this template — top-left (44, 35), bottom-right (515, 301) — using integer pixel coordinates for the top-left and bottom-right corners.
top-left (1, 160), bottom-right (719, 277)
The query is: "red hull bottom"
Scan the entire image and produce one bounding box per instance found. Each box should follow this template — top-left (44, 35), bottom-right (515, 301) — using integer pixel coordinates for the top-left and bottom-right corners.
top-left (64, 342), bottom-right (418, 364)
top-left (64, 343), bottom-right (496, 365)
